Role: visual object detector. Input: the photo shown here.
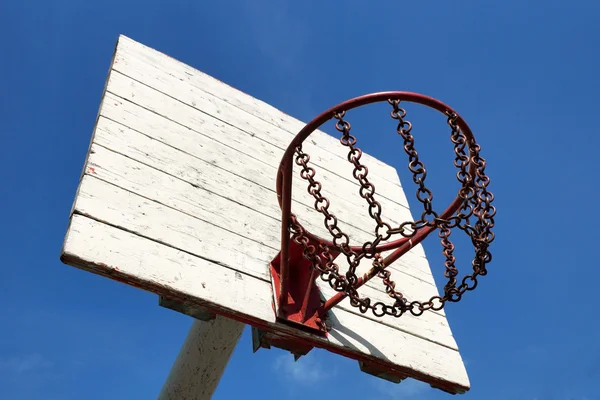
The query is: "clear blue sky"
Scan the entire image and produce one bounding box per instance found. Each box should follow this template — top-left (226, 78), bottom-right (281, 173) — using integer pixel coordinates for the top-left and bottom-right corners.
top-left (1, 1), bottom-right (599, 399)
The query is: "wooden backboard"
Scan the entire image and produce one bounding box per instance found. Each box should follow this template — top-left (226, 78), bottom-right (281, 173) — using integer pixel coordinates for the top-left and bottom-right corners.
top-left (61, 35), bottom-right (470, 394)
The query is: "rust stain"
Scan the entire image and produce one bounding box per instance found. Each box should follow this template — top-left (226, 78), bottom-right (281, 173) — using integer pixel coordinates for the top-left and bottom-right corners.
top-left (87, 167), bottom-right (96, 174)
top-left (201, 282), bottom-right (206, 288)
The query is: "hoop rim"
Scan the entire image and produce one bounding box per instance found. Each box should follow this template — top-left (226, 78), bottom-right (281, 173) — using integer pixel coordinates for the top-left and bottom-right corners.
top-left (276, 91), bottom-right (478, 254)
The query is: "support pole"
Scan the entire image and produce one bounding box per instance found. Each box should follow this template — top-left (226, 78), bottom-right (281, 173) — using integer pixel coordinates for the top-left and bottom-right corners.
top-left (158, 317), bottom-right (245, 400)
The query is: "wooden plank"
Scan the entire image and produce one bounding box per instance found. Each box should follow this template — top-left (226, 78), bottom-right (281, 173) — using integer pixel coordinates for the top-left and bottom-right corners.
top-left (73, 175), bottom-right (453, 348)
top-left (92, 115), bottom-right (411, 248)
top-left (87, 127), bottom-right (433, 284)
top-left (109, 57), bottom-right (408, 211)
top-left (102, 68), bottom-right (427, 262)
top-left (324, 306), bottom-right (468, 390)
top-left (318, 281), bottom-right (455, 349)
top-left (107, 58), bottom-right (396, 193)
top-left (114, 35), bottom-right (402, 187)
top-left (74, 174), bottom-right (273, 281)
top-left (99, 88), bottom-right (417, 233)
top-left (84, 142), bottom-right (439, 300)
top-left (102, 71), bottom-right (413, 230)
top-left (61, 215), bottom-right (469, 390)
top-left (83, 145), bottom-right (431, 288)
top-left (94, 111), bottom-right (426, 253)
top-left (85, 144), bottom-right (278, 246)
top-left (62, 214), bottom-right (275, 322)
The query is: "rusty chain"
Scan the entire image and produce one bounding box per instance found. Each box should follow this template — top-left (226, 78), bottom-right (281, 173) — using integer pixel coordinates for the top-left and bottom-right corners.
top-left (289, 101), bottom-right (495, 319)
top-left (335, 113), bottom-right (392, 257)
top-left (291, 150), bottom-right (368, 309)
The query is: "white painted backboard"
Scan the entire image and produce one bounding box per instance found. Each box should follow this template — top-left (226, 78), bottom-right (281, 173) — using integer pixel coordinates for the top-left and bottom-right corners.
top-left (61, 35), bottom-right (470, 393)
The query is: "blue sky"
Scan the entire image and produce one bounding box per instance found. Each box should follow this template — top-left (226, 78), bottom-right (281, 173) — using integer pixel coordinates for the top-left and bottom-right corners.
top-left (1, 1), bottom-right (599, 399)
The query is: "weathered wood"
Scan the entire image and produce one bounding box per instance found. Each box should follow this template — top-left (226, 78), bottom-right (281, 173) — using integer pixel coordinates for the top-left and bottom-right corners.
top-left (102, 71), bottom-right (416, 237)
top-left (101, 84), bottom-right (410, 216)
top-left (74, 176), bottom-right (453, 348)
top-left (159, 297), bottom-right (216, 321)
top-left (60, 35), bottom-right (471, 394)
top-left (75, 172), bottom-right (273, 280)
top-left (114, 35), bottom-right (402, 187)
top-left (317, 282), bottom-right (454, 348)
top-left (157, 318), bottom-right (244, 400)
top-left (92, 115), bottom-right (409, 248)
top-left (83, 144), bottom-right (435, 285)
top-left (93, 109), bottom-right (428, 263)
top-left (62, 215), bottom-right (469, 389)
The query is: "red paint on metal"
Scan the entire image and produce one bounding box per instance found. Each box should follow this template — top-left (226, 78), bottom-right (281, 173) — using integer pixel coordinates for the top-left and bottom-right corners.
top-left (274, 91), bottom-right (478, 316)
top-left (276, 165), bottom-right (292, 311)
top-left (269, 238), bottom-right (340, 335)
top-left (318, 234), bottom-right (416, 314)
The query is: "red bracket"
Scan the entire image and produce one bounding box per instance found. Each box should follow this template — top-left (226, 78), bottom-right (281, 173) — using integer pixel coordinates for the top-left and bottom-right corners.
top-left (269, 238), bottom-right (340, 335)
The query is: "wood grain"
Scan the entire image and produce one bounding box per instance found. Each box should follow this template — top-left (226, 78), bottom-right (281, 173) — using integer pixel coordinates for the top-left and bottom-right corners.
top-left (60, 35), bottom-right (470, 392)
top-left (74, 175), bottom-right (454, 348)
top-left (83, 144), bottom-right (439, 299)
top-left (102, 71), bottom-right (417, 243)
top-left (114, 35), bottom-right (402, 187)
top-left (62, 215), bottom-right (469, 388)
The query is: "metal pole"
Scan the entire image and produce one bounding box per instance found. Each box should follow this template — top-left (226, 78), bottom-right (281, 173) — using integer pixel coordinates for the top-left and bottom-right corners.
top-left (158, 317), bottom-right (245, 400)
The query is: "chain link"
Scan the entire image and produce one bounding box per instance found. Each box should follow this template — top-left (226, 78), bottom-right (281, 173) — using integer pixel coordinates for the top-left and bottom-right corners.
top-left (334, 112), bottom-right (392, 258)
top-left (289, 102), bottom-right (495, 319)
top-left (292, 150), bottom-right (372, 312)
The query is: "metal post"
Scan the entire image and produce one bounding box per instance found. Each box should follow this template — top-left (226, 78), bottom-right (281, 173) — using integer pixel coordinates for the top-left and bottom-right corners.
top-left (158, 317), bottom-right (245, 400)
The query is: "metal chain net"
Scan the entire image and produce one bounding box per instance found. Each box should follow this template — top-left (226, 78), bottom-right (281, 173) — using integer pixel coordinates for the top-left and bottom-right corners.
top-left (289, 100), bottom-right (495, 319)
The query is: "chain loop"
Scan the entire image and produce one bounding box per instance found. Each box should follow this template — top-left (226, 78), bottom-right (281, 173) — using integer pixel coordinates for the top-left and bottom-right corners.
top-left (288, 102), bottom-right (495, 319)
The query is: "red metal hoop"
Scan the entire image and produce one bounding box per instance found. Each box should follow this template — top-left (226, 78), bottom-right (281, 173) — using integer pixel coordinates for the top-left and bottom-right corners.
top-left (272, 91), bottom-right (480, 332)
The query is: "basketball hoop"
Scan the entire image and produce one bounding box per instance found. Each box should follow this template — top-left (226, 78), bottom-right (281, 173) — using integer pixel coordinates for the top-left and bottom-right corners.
top-left (269, 91), bottom-right (495, 334)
